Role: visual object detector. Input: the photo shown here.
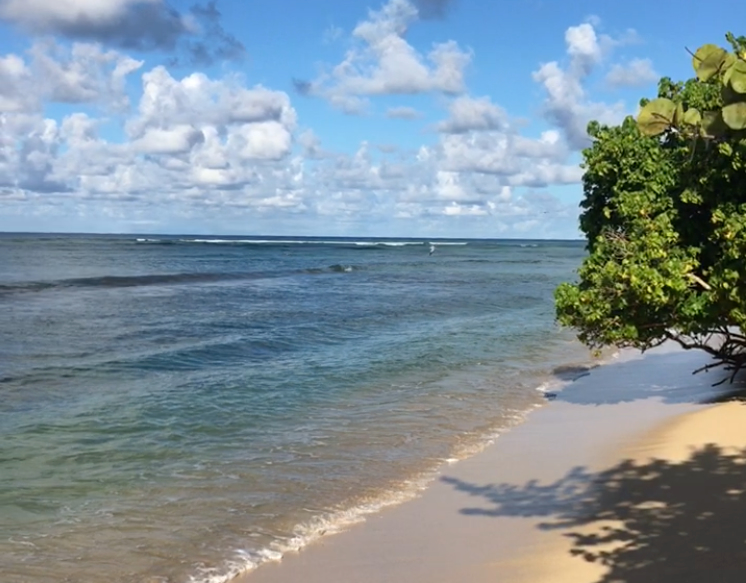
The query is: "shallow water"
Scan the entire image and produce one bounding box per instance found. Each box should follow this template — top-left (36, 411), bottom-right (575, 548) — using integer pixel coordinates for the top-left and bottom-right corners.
top-left (0, 234), bottom-right (592, 583)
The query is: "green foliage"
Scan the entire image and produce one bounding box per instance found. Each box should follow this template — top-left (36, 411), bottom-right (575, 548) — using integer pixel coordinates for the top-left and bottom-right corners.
top-left (555, 33), bottom-right (746, 382)
top-left (635, 34), bottom-right (746, 141)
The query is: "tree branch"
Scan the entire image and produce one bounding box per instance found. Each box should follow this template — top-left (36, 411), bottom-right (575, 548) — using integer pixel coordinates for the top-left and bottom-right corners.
top-left (687, 273), bottom-right (712, 290)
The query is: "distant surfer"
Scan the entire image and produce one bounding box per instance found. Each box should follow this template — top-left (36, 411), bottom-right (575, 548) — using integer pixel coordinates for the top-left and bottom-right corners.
top-left (429, 244), bottom-right (436, 256)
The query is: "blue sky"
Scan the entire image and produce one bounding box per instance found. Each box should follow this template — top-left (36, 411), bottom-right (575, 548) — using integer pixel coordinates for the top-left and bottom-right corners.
top-left (0, 0), bottom-right (745, 238)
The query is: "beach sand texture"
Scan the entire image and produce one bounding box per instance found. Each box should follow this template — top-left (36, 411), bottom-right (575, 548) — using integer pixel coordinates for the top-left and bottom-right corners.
top-left (238, 345), bottom-right (746, 583)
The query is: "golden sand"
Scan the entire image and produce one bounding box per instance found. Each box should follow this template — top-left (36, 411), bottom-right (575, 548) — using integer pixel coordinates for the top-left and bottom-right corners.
top-left (237, 347), bottom-right (746, 583)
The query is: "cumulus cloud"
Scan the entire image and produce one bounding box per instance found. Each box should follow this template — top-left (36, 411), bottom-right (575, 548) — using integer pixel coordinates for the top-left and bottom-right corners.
top-left (564, 22), bottom-right (603, 74)
top-left (0, 0), bottom-right (245, 65)
top-left (0, 53), bottom-right (35, 112)
top-left (30, 41), bottom-right (143, 111)
top-left (606, 58), bottom-right (659, 88)
top-left (1, 11), bottom-right (628, 238)
top-left (0, 41), bottom-right (143, 113)
top-left (226, 122), bottom-right (293, 161)
top-left (0, 55), bottom-right (300, 202)
top-left (133, 125), bottom-right (205, 155)
top-left (297, 129), bottom-right (326, 159)
top-left (435, 95), bottom-right (505, 133)
top-left (533, 22), bottom-right (627, 149)
top-left (437, 129), bottom-right (574, 181)
top-left (0, 114), bottom-right (67, 193)
top-left (299, 0), bottom-right (472, 113)
top-left (126, 66), bottom-right (296, 136)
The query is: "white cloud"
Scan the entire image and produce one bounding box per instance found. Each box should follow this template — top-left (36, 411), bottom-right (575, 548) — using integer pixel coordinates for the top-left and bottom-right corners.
top-left (564, 23), bottom-right (602, 73)
top-left (0, 55), bottom-right (300, 201)
top-left (0, 41), bottom-right (142, 114)
top-left (133, 125), bottom-right (205, 155)
top-left (226, 122), bottom-right (293, 161)
top-left (0, 114), bottom-right (66, 192)
top-left (303, 0), bottom-right (472, 113)
top-left (606, 58), bottom-right (658, 88)
top-left (532, 21), bottom-right (628, 149)
top-left (437, 128), bottom-right (568, 177)
top-left (436, 95), bottom-right (505, 133)
top-left (128, 67), bottom-right (296, 136)
top-left (30, 41), bottom-right (143, 111)
top-left (442, 201), bottom-right (488, 216)
top-left (120, 66), bottom-right (297, 174)
top-left (297, 129), bottom-right (326, 158)
top-left (60, 113), bottom-right (100, 146)
top-left (0, 53), bottom-right (35, 112)
top-left (1, 12), bottom-right (634, 239)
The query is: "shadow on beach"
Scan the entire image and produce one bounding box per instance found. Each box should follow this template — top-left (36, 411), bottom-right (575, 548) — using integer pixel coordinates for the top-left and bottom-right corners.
top-left (548, 347), bottom-right (746, 406)
top-left (442, 438), bottom-right (746, 582)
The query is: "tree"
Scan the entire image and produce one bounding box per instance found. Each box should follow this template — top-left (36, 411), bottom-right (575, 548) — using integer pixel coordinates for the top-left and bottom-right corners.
top-left (555, 33), bottom-right (746, 384)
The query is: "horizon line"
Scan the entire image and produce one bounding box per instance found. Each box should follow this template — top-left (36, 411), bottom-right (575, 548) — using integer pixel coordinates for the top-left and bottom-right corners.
top-left (0, 231), bottom-right (585, 242)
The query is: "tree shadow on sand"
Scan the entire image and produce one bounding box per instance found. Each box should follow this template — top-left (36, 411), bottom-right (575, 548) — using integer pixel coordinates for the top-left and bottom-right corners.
top-left (547, 348), bottom-right (746, 406)
top-left (442, 441), bottom-right (746, 582)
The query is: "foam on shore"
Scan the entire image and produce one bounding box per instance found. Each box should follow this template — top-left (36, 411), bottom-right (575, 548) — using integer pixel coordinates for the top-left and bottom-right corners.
top-left (188, 400), bottom-right (546, 583)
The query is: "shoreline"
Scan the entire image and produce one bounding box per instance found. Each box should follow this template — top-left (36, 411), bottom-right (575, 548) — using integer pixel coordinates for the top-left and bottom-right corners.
top-left (188, 347), bottom-right (604, 583)
top-left (234, 344), bottom-right (744, 583)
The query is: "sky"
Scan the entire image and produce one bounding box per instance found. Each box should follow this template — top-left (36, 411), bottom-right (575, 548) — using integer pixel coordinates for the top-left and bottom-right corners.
top-left (1, 0), bottom-right (745, 238)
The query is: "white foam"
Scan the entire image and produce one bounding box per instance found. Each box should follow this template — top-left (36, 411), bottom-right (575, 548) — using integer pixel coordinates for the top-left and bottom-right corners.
top-left (184, 239), bottom-right (417, 246)
top-left (186, 403), bottom-right (541, 583)
top-left (135, 238), bottom-right (469, 247)
top-left (444, 408), bottom-right (543, 463)
top-left (534, 380), bottom-right (554, 393)
top-left (184, 378), bottom-right (584, 583)
top-left (187, 476), bottom-right (434, 583)
top-left (354, 241), bottom-right (428, 247)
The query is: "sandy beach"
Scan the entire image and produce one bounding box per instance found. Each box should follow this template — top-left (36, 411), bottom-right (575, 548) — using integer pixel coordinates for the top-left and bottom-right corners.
top-left (236, 344), bottom-right (746, 583)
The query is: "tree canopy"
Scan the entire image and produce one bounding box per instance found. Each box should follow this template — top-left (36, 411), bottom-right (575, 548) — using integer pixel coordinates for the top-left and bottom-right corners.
top-left (555, 33), bottom-right (746, 383)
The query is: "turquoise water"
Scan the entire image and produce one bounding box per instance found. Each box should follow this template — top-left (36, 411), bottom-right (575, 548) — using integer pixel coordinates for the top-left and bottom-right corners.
top-left (0, 234), bottom-right (591, 583)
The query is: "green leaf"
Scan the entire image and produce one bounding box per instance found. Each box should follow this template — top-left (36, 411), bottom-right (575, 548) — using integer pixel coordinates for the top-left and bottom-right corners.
top-left (692, 44), bottom-right (727, 81)
top-left (727, 59), bottom-right (746, 93)
top-left (683, 108), bottom-right (702, 126)
top-left (722, 102), bottom-right (746, 129)
top-left (723, 52), bottom-right (737, 72)
top-left (637, 98), bottom-right (676, 136)
top-left (673, 101), bottom-right (685, 126)
top-left (719, 141), bottom-right (734, 156)
top-left (681, 188), bottom-right (703, 204)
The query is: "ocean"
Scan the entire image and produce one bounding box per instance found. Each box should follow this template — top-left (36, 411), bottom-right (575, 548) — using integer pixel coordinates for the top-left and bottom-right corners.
top-left (0, 234), bottom-right (593, 583)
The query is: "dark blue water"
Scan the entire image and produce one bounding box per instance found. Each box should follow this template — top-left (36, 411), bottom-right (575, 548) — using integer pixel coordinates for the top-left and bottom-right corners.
top-left (0, 234), bottom-right (590, 583)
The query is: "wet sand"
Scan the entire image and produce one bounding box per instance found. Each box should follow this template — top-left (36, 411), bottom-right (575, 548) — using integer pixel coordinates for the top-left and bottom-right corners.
top-left (236, 345), bottom-right (746, 583)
